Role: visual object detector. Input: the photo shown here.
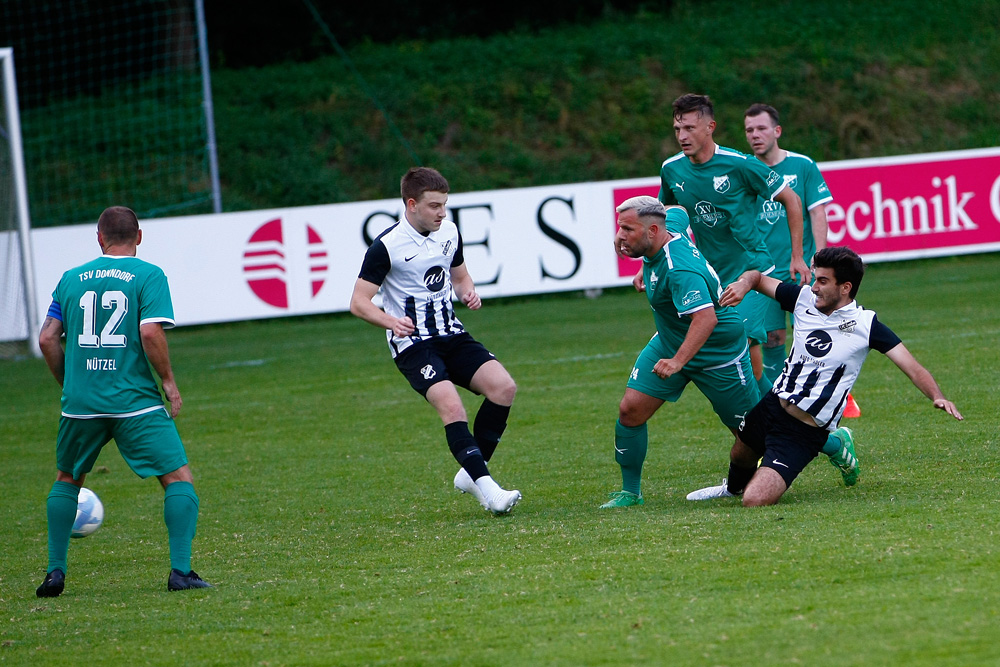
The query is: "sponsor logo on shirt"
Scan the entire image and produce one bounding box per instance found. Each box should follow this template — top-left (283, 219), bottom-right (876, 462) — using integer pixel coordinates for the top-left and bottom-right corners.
top-left (423, 266), bottom-right (448, 292)
top-left (766, 170), bottom-right (781, 187)
top-left (838, 319), bottom-right (857, 333)
top-left (805, 330), bottom-right (834, 357)
top-left (694, 201), bottom-right (725, 228)
top-left (681, 289), bottom-right (702, 307)
top-left (759, 199), bottom-right (784, 225)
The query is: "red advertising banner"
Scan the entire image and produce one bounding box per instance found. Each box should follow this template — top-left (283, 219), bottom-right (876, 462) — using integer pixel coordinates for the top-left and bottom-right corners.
top-left (613, 147), bottom-right (1000, 277)
top-left (820, 148), bottom-right (1000, 261)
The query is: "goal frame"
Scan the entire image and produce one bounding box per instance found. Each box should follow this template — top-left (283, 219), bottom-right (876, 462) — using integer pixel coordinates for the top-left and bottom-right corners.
top-left (1, 47), bottom-right (41, 358)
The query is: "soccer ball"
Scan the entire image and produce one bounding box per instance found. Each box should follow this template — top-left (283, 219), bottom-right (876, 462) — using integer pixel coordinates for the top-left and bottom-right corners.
top-left (71, 487), bottom-right (104, 538)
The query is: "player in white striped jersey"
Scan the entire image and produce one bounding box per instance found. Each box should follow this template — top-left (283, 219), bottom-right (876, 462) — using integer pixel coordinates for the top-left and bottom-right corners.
top-left (351, 167), bottom-right (521, 515)
top-left (687, 246), bottom-right (962, 506)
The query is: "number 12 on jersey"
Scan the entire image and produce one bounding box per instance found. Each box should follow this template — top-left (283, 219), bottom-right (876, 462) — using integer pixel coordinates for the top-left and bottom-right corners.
top-left (78, 290), bottom-right (129, 348)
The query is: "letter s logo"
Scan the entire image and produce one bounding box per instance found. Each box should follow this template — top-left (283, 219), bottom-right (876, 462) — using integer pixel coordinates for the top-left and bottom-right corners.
top-left (537, 196), bottom-right (582, 280)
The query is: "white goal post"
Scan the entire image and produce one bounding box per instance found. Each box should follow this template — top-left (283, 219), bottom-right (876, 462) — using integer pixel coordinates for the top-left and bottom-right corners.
top-left (0, 47), bottom-right (41, 358)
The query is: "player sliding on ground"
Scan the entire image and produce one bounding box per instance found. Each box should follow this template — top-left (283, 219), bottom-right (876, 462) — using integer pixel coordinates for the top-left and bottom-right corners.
top-left (686, 246), bottom-right (962, 506)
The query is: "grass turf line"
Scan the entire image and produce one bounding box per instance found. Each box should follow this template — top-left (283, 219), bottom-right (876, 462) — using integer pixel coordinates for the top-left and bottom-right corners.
top-left (1, 253), bottom-right (997, 666)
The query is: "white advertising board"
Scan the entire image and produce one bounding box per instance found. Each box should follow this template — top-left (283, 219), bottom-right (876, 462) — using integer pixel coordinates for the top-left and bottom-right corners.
top-left (26, 147), bottom-right (1000, 330)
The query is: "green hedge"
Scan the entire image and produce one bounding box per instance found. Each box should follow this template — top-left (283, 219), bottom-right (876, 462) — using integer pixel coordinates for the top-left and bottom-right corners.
top-left (211, 0), bottom-right (1000, 212)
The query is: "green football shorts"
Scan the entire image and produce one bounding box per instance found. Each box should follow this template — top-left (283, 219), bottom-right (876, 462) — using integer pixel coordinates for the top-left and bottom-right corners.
top-left (56, 407), bottom-right (188, 480)
top-left (626, 336), bottom-right (761, 429)
top-left (762, 292), bottom-right (789, 334)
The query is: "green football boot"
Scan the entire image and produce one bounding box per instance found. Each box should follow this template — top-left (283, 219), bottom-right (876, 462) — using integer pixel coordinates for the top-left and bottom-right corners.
top-left (828, 426), bottom-right (860, 487)
top-left (599, 490), bottom-right (645, 509)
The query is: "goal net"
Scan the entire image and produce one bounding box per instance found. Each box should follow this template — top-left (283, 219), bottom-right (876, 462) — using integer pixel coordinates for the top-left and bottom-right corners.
top-left (0, 1), bottom-right (219, 228)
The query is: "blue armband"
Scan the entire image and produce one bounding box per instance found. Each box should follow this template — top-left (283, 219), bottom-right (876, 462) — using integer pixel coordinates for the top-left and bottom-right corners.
top-left (46, 300), bottom-right (63, 321)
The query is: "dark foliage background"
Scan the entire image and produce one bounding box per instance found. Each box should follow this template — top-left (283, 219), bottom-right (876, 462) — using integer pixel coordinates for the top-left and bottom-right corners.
top-left (203, 0), bottom-right (669, 68)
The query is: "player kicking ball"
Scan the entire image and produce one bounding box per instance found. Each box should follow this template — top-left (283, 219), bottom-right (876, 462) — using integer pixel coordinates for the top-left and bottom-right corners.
top-left (686, 246), bottom-right (962, 506)
top-left (351, 167), bottom-right (521, 515)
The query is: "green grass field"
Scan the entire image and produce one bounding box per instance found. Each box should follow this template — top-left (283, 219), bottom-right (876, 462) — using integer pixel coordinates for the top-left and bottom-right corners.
top-left (2, 253), bottom-right (998, 666)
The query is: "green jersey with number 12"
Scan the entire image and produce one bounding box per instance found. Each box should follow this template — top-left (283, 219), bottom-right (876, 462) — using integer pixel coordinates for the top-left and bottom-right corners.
top-left (50, 254), bottom-right (175, 418)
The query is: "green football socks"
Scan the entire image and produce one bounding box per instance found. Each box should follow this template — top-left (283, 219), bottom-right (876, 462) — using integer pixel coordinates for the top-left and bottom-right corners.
top-left (46, 481), bottom-right (80, 574)
top-left (821, 433), bottom-right (841, 455)
top-left (614, 419), bottom-right (648, 496)
top-left (163, 481), bottom-right (199, 574)
top-left (762, 344), bottom-right (787, 385)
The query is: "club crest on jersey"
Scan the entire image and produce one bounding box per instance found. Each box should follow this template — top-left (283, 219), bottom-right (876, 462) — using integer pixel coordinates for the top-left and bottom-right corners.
top-left (838, 319), bottom-right (858, 333)
top-left (713, 175), bottom-right (731, 193)
top-left (441, 240), bottom-right (453, 256)
top-left (681, 289), bottom-right (702, 307)
top-left (783, 174), bottom-right (798, 189)
top-left (423, 266), bottom-right (447, 292)
top-left (649, 270), bottom-right (659, 290)
top-left (805, 330), bottom-right (834, 357)
top-left (420, 364), bottom-right (436, 380)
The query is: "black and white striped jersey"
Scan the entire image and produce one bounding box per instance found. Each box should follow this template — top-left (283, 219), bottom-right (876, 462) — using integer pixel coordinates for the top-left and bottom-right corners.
top-left (772, 283), bottom-right (901, 430)
top-left (359, 218), bottom-right (467, 357)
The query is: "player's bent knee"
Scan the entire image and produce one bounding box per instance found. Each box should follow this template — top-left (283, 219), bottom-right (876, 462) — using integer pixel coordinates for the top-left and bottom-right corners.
top-left (159, 464), bottom-right (194, 487)
top-left (765, 330), bottom-right (786, 348)
top-left (494, 376), bottom-right (517, 404)
top-left (618, 403), bottom-right (645, 428)
top-left (742, 491), bottom-right (779, 507)
top-left (743, 468), bottom-right (786, 506)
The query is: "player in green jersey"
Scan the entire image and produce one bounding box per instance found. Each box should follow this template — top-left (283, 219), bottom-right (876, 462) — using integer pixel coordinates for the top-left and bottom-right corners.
top-left (657, 94), bottom-right (810, 399)
top-left (744, 103), bottom-right (833, 384)
top-left (35, 206), bottom-right (211, 597)
top-left (600, 196), bottom-right (760, 508)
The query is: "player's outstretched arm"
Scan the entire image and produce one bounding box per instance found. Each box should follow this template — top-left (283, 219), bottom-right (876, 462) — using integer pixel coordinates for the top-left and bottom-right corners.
top-left (720, 271), bottom-right (781, 307)
top-left (350, 278), bottom-right (415, 336)
top-left (39, 316), bottom-right (66, 386)
top-left (885, 343), bottom-right (963, 420)
top-left (450, 263), bottom-right (481, 310)
top-left (140, 322), bottom-right (182, 418)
